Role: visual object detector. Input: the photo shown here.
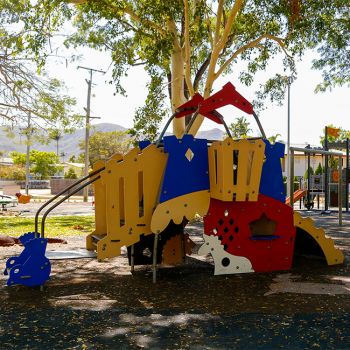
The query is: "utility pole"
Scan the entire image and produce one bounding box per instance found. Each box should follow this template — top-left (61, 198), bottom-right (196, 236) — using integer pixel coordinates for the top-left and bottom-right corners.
top-left (56, 136), bottom-right (60, 156)
top-left (25, 112), bottom-right (31, 195)
top-left (78, 66), bottom-right (105, 202)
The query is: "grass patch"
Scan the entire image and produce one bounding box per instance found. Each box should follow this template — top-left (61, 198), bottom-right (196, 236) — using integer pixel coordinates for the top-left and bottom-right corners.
top-left (0, 215), bottom-right (95, 237)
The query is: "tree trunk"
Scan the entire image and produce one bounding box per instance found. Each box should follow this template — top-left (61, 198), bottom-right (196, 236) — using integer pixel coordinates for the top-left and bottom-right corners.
top-left (170, 48), bottom-right (186, 138)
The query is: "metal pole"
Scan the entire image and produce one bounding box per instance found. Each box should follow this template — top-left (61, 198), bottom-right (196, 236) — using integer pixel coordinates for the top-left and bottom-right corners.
top-left (131, 244), bottom-right (135, 273)
top-left (83, 70), bottom-right (92, 202)
top-left (289, 149), bottom-right (295, 208)
top-left (307, 145), bottom-right (311, 206)
top-left (56, 137), bottom-right (59, 157)
top-left (346, 138), bottom-right (349, 211)
top-left (152, 234), bottom-right (159, 283)
top-left (286, 77), bottom-right (291, 198)
top-left (338, 155), bottom-right (342, 226)
top-left (324, 127), bottom-right (329, 210)
top-left (25, 112), bottom-right (31, 195)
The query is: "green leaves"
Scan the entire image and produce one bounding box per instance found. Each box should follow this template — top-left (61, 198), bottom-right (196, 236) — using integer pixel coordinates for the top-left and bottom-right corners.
top-left (227, 116), bottom-right (252, 139)
top-left (0, 0), bottom-right (80, 132)
top-left (129, 72), bottom-right (169, 141)
top-left (9, 150), bottom-right (60, 179)
top-left (3, 0), bottom-right (349, 138)
top-left (79, 130), bottom-right (133, 166)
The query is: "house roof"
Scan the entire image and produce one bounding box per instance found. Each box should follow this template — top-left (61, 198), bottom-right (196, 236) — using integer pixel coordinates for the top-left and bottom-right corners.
top-left (0, 157), bottom-right (14, 165)
top-left (63, 162), bottom-right (85, 168)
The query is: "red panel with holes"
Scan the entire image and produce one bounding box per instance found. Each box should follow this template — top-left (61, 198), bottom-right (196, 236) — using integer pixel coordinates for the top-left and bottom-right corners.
top-left (203, 194), bottom-right (296, 272)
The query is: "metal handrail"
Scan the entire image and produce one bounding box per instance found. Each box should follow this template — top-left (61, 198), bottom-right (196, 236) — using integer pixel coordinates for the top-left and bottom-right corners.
top-left (34, 166), bottom-right (105, 233)
top-left (155, 112), bottom-right (178, 147)
top-left (40, 175), bottom-right (101, 237)
top-left (252, 112), bottom-right (266, 139)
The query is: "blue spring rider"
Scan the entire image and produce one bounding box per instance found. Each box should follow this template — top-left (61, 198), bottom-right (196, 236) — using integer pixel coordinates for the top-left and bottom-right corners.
top-left (4, 232), bottom-right (51, 287)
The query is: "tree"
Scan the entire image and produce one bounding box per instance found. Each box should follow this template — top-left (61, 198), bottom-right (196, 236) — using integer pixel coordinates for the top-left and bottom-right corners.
top-left (10, 150), bottom-right (60, 179)
top-left (228, 116), bottom-right (251, 139)
top-left (304, 166), bottom-right (314, 180)
top-left (268, 133), bottom-right (282, 144)
top-left (68, 155), bottom-right (77, 163)
top-left (64, 168), bottom-right (78, 179)
top-left (315, 162), bottom-right (323, 175)
top-left (79, 130), bottom-right (133, 165)
top-left (0, 165), bottom-right (26, 180)
top-left (49, 129), bottom-right (63, 156)
top-left (0, 1), bottom-right (81, 131)
top-left (14, 0), bottom-right (350, 140)
top-left (319, 125), bottom-right (350, 148)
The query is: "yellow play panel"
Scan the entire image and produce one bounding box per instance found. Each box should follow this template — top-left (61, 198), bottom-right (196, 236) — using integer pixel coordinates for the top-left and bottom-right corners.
top-left (88, 145), bottom-right (167, 260)
top-left (208, 138), bottom-right (265, 202)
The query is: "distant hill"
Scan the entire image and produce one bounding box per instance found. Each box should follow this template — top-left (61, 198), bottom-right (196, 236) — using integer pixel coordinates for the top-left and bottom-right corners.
top-left (0, 123), bottom-right (224, 158)
top-left (0, 123), bottom-right (126, 158)
top-left (197, 128), bottom-right (224, 140)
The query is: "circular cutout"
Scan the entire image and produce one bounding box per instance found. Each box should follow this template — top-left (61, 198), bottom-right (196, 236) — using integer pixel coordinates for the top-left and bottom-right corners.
top-left (221, 257), bottom-right (230, 267)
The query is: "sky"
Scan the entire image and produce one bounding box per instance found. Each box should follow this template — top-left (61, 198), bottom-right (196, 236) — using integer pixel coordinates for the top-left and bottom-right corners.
top-left (47, 45), bottom-right (350, 148)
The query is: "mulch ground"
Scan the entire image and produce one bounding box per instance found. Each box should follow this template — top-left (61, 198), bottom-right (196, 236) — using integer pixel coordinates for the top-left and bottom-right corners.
top-left (0, 211), bottom-right (349, 349)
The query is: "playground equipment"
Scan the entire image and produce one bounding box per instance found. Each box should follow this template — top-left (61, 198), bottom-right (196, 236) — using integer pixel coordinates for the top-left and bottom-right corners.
top-left (286, 189), bottom-right (307, 206)
top-left (4, 82), bottom-right (344, 287)
top-left (16, 193), bottom-right (31, 204)
top-left (289, 147), bottom-right (344, 224)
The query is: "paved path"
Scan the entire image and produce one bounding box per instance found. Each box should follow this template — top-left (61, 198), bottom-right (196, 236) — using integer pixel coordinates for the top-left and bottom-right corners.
top-left (5, 201), bottom-right (95, 217)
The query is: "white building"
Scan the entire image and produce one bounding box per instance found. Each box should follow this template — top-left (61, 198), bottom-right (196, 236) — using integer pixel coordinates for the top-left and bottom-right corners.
top-left (282, 153), bottom-right (347, 177)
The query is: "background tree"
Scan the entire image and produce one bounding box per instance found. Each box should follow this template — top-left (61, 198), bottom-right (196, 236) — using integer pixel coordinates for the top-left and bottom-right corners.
top-left (319, 125), bottom-right (350, 148)
top-left (268, 133), bottom-right (282, 144)
top-left (304, 166), bottom-right (314, 180)
top-left (79, 130), bottom-right (133, 166)
top-left (49, 129), bottom-right (63, 156)
top-left (14, 0), bottom-right (350, 140)
top-left (10, 150), bottom-right (60, 179)
top-left (0, 165), bottom-right (26, 180)
top-left (228, 116), bottom-right (252, 139)
top-left (64, 168), bottom-right (78, 179)
top-left (68, 155), bottom-right (77, 163)
top-left (315, 162), bottom-right (324, 175)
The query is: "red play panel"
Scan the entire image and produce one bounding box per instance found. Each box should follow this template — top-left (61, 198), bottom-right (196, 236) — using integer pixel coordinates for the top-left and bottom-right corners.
top-left (204, 194), bottom-right (296, 272)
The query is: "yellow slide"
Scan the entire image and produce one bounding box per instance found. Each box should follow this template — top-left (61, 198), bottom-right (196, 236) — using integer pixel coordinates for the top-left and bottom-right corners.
top-left (293, 212), bottom-right (344, 265)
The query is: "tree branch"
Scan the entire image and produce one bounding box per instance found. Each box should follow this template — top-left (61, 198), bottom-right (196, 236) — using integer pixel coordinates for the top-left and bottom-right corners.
top-left (193, 54), bottom-right (211, 92)
top-left (203, 0), bottom-right (245, 98)
top-left (183, 0), bottom-right (194, 96)
top-left (215, 34), bottom-right (290, 79)
top-left (123, 4), bottom-right (167, 36)
top-left (69, 0), bottom-right (167, 36)
top-left (167, 19), bottom-right (181, 51)
top-left (214, 0), bottom-right (224, 44)
top-left (216, 0), bottom-right (244, 54)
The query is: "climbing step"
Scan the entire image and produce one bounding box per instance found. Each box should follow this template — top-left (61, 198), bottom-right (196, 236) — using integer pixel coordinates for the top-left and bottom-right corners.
top-left (91, 234), bottom-right (106, 245)
top-left (87, 233), bottom-right (107, 250)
